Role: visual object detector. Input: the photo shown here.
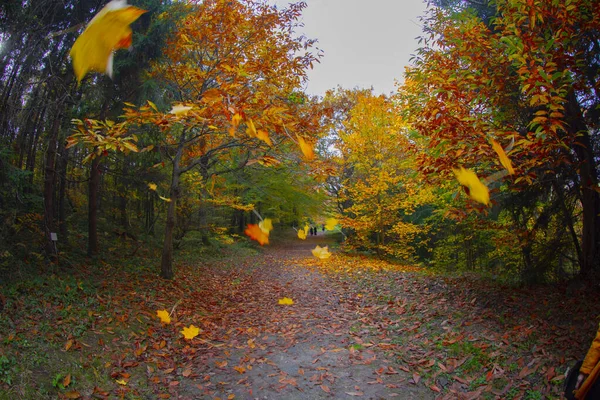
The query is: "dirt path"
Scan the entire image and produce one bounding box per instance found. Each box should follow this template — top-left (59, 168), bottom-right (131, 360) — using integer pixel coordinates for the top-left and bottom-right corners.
top-left (4, 229), bottom-right (595, 399)
top-left (172, 232), bottom-right (432, 399)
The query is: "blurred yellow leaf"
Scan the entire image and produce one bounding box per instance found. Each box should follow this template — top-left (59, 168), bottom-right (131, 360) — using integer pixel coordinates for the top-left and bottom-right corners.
top-left (453, 167), bottom-right (490, 205)
top-left (491, 139), bottom-right (515, 175)
top-left (116, 379), bottom-right (127, 385)
top-left (256, 130), bottom-right (272, 146)
top-left (259, 218), bottom-right (273, 234)
top-left (278, 297), bottom-right (294, 305)
top-left (148, 183), bottom-right (157, 191)
top-left (181, 325), bottom-right (200, 340)
top-left (170, 104), bottom-right (193, 116)
top-left (159, 195), bottom-right (171, 202)
top-left (156, 309), bottom-right (171, 324)
top-left (312, 245), bottom-right (331, 260)
top-left (70, 1), bottom-right (146, 83)
top-left (246, 119), bottom-right (257, 138)
top-left (297, 136), bottom-right (315, 160)
top-left (325, 218), bottom-right (338, 231)
top-left (229, 113), bottom-right (242, 136)
top-left (297, 225), bottom-right (309, 240)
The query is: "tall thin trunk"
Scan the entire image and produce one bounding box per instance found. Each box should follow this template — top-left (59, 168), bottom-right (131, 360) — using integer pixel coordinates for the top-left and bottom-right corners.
top-left (88, 155), bottom-right (100, 256)
top-left (566, 89), bottom-right (600, 278)
top-left (58, 142), bottom-right (69, 241)
top-left (160, 144), bottom-right (184, 279)
top-left (43, 108), bottom-right (62, 259)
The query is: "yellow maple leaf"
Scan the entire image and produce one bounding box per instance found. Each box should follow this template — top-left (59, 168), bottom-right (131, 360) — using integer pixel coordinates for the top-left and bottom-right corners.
top-left (170, 104), bottom-right (193, 116)
top-left (115, 379), bottom-right (127, 385)
top-left (453, 167), bottom-right (490, 205)
top-left (278, 297), bottom-right (294, 305)
top-left (246, 119), bottom-right (257, 138)
top-left (491, 139), bottom-right (515, 175)
top-left (147, 183), bottom-right (157, 191)
top-left (297, 136), bottom-right (315, 160)
top-left (70, 1), bottom-right (146, 83)
top-left (156, 309), bottom-right (171, 324)
top-left (312, 245), bottom-right (331, 260)
top-left (256, 129), bottom-right (273, 146)
top-left (325, 218), bottom-right (338, 231)
top-left (259, 218), bottom-right (273, 234)
top-left (297, 225), bottom-right (309, 240)
top-left (181, 324), bottom-right (200, 340)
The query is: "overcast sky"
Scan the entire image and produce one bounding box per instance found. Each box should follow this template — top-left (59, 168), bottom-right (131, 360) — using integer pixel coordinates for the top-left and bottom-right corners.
top-left (271, 0), bottom-right (429, 97)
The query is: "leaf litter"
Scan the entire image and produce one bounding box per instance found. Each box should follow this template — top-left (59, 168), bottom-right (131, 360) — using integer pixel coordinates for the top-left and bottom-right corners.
top-left (0, 232), bottom-right (596, 399)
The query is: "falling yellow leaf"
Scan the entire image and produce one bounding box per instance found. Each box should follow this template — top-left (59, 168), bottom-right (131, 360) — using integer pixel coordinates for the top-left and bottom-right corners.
top-left (181, 324), bottom-right (200, 340)
top-left (229, 113), bottom-right (242, 136)
top-left (159, 195), bottom-right (171, 202)
top-left (491, 139), bottom-right (515, 175)
top-left (278, 297), bottom-right (294, 305)
top-left (325, 218), bottom-right (338, 231)
top-left (156, 309), bottom-right (171, 324)
top-left (312, 245), bottom-right (332, 260)
top-left (69, 1), bottom-right (146, 83)
top-left (297, 225), bottom-right (309, 240)
top-left (147, 182), bottom-right (157, 191)
top-left (259, 218), bottom-right (273, 234)
top-left (246, 119), bottom-right (257, 138)
top-left (170, 104), bottom-right (193, 116)
top-left (453, 167), bottom-right (490, 205)
top-left (116, 379), bottom-right (128, 385)
top-left (297, 136), bottom-right (315, 160)
top-left (256, 129), bottom-right (272, 146)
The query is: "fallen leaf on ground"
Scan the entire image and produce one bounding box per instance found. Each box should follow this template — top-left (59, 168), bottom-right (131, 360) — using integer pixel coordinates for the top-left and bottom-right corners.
top-left (181, 324), bottom-right (200, 340)
top-left (278, 297), bottom-right (294, 305)
top-left (156, 309), bottom-right (171, 324)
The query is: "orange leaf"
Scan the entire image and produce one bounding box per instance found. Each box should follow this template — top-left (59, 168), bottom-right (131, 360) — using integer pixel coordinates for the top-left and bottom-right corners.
top-left (244, 224), bottom-right (269, 245)
top-left (234, 365), bottom-right (246, 374)
top-left (491, 139), bottom-right (515, 175)
top-left (297, 136), bottom-right (315, 160)
top-left (256, 129), bottom-right (272, 146)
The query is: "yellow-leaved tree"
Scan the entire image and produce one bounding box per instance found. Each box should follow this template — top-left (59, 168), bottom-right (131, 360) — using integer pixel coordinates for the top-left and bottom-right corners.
top-left (333, 91), bottom-right (433, 260)
top-left (122, 0), bottom-right (321, 278)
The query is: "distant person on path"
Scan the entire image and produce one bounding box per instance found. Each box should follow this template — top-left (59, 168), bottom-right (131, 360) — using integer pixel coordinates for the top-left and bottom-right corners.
top-left (573, 324), bottom-right (600, 399)
top-left (322, 224), bottom-right (325, 232)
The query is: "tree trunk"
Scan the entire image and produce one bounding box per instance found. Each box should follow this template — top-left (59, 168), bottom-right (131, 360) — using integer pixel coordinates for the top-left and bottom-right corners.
top-left (160, 148), bottom-right (183, 279)
top-left (58, 142), bottom-right (69, 242)
top-left (566, 89), bottom-right (600, 278)
top-left (88, 155), bottom-right (100, 256)
top-left (43, 108), bottom-right (62, 260)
